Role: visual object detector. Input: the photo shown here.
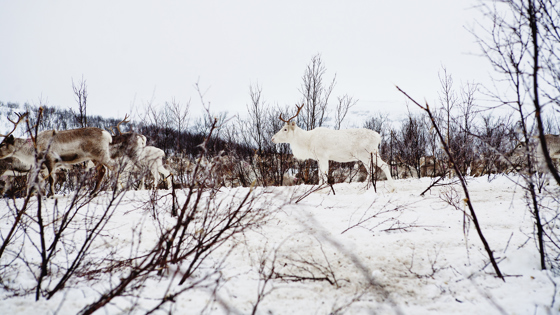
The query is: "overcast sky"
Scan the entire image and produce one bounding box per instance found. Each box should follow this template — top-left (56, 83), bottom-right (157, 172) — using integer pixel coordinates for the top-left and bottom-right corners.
top-left (0, 0), bottom-right (492, 125)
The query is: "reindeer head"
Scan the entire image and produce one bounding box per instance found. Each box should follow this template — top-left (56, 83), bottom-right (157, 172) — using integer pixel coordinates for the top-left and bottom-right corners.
top-left (0, 135), bottom-right (17, 159)
top-left (0, 112), bottom-right (28, 159)
top-left (108, 114), bottom-right (148, 160)
top-left (272, 104), bottom-right (303, 144)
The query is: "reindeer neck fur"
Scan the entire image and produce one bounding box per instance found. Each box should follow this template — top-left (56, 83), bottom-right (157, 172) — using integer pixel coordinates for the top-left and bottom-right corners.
top-left (288, 125), bottom-right (315, 160)
top-left (2, 138), bottom-right (35, 165)
top-left (110, 132), bottom-right (146, 160)
top-left (0, 157), bottom-right (32, 173)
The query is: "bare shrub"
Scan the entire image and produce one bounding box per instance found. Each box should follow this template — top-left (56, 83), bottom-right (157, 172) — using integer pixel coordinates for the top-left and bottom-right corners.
top-left (393, 114), bottom-right (429, 178)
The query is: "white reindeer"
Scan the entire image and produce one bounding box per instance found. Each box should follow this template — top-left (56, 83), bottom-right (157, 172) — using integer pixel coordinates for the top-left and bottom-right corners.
top-left (107, 115), bottom-right (149, 188)
top-left (135, 146), bottom-right (172, 189)
top-left (271, 104), bottom-right (395, 191)
top-left (105, 116), bottom-right (171, 190)
top-left (0, 113), bottom-right (115, 196)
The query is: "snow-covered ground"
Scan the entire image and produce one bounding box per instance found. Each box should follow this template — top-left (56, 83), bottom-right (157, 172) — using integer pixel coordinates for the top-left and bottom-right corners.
top-left (0, 176), bottom-right (558, 314)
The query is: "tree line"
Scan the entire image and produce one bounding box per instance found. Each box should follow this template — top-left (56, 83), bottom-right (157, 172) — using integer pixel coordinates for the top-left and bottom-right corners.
top-left (1, 58), bottom-right (558, 188)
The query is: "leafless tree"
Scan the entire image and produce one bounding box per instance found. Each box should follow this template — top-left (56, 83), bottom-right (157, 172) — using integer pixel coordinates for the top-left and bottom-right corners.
top-left (334, 94), bottom-right (357, 130)
top-left (72, 77), bottom-right (88, 128)
top-left (239, 84), bottom-right (279, 186)
top-left (246, 83), bottom-right (268, 156)
top-left (456, 81), bottom-right (479, 174)
top-left (299, 54), bottom-right (336, 130)
top-left (438, 68), bottom-right (458, 148)
top-left (166, 98), bottom-right (190, 144)
top-left (434, 69), bottom-right (479, 175)
top-left (394, 114), bottom-right (429, 178)
top-left (472, 112), bottom-right (517, 177)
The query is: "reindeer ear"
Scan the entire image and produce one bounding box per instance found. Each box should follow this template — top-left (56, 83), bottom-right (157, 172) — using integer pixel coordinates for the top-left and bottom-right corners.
top-left (291, 121), bottom-right (296, 126)
top-left (6, 135), bottom-right (15, 145)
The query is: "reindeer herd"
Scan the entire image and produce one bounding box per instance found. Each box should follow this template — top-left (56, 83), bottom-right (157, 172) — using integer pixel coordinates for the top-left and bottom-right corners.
top-left (0, 105), bottom-right (559, 197)
top-left (0, 113), bottom-right (172, 197)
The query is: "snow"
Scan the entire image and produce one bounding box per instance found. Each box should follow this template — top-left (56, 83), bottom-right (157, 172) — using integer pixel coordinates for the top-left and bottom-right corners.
top-left (0, 175), bottom-right (558, 314)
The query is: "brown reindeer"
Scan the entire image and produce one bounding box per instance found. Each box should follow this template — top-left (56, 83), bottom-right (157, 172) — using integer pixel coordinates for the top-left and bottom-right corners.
top-left (0, 113), bottom-right (115, 196)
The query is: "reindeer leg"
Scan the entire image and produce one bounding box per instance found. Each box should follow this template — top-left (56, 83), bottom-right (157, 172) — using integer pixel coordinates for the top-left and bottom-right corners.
top-left (49, 171), bottom-right (57, 197)
top-left (139, 171), bottom-right (146, 190)
top-left (25, 169), bottom-right (34, 197)
top-left (358, 152), bottom-right (395, 192)
top-left (151, 164), bottom-right (159, 190)
top-left (161, 167), bottom-right (171, 189)
top-left (317, 159), bottom-right (329, 185)
top-left (41, 157), bottom-right (57, 197)
top-left (373, 152), bottom-right (395, 192)
top-left (158, 164), bottom-right (171, 189)
top-left (0, 175), bottom-right (7, 196)
top-left (25, 163), bottom-right (44, 197)
top-left (92, 162), bottom-right (106, 196)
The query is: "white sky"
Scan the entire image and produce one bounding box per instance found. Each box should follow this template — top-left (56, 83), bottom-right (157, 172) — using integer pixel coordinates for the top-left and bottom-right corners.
top-left (0, 0), bottom-right (492, 124)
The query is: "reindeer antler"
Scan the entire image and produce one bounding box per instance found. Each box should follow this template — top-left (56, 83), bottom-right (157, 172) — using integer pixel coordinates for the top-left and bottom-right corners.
top-left (105, 126), bottom-right (117, 136)
top-left (0, 112), bottom-right (28, 139)
top-left (114, 114), bottom-right (130, 135)
top-left (279, 103), bottom-right (304, 123)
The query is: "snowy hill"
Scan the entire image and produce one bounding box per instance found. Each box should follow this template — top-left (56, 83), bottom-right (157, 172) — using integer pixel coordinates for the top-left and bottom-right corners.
top-left (0, 176), bottom-right (557, 314)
